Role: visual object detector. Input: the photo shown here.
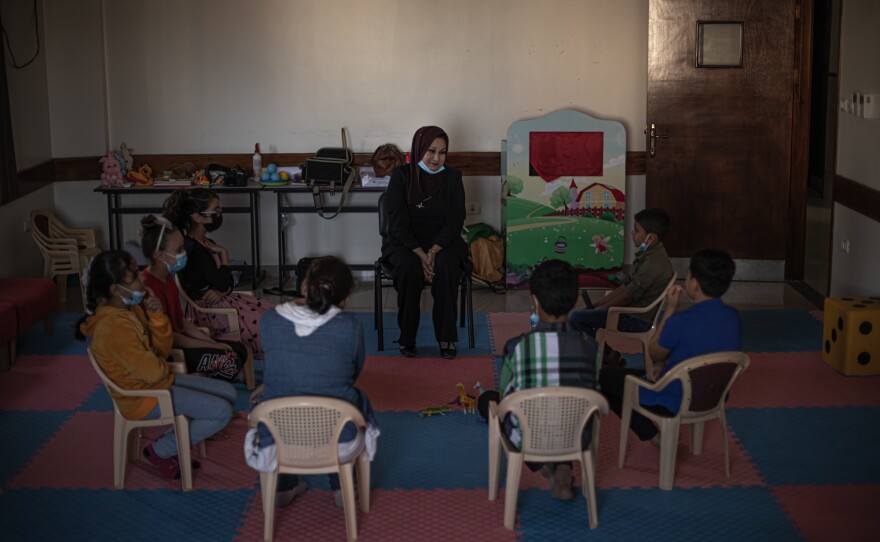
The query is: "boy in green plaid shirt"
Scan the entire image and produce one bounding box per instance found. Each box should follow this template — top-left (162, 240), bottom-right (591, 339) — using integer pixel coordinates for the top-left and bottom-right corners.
top-left (499, 259), bottom-right (598, 500)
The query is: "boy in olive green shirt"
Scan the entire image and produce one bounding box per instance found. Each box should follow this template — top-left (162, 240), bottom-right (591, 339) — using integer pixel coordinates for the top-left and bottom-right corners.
top-left (569, 208), bottom-right (674, 365)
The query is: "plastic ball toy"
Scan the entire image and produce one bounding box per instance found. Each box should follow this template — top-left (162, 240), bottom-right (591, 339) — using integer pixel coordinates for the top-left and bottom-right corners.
top-left (279, 171), bottom-right (289, 181)
top-left (267, 163), bottom-right (277, 174)
top-left (271, 172), bottom-right (281, 181)
top-left (261, 172), bottom-right (271, 182)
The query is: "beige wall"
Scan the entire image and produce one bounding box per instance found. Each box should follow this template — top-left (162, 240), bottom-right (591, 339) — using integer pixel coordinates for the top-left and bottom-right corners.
top-left (831, 0), bottom-right (880, 296)
top-left (41, 0), bottom-right (650, 267)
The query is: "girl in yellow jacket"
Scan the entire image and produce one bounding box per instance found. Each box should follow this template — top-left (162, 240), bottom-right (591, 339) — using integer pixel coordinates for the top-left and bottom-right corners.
top-left (77, 250), bottom-right (236, 480)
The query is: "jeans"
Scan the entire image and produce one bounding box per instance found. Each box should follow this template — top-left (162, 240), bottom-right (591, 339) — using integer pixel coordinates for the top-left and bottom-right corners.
top-left (568, 308), bottom-right (653, 357)
top-left (144, 374), bottom-right (236, 458)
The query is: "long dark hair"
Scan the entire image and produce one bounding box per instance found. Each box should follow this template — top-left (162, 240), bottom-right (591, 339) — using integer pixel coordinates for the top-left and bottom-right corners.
top-left (140, 214), bottom-right (177, 263)
top-left (74, 250), bottom-right (137, 340)
top-left (304, 256), bottom-right (355, 315)
top-left (162, 187), bottom-right (217, 233)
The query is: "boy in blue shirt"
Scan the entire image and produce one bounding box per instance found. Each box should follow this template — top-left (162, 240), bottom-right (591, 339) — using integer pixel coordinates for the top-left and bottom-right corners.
top-left (600, 249), bottom-right (742, 443)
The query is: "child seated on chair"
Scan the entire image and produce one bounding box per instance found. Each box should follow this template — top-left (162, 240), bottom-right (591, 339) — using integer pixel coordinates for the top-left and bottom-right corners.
top-left (599, 248), bottom-right (743, 444)
top-left (253, 256), bottom-right (378, 509)
top-left (76, 250), bottom-right (236, 480)
top-left (569, 208), bottom-right (674, 367)
top-left (139, 215), bottom-right (246, 383)
top-left (163, 187), bottom-right (272, 359)
top-left (498, 259), bottom-right (598, 501)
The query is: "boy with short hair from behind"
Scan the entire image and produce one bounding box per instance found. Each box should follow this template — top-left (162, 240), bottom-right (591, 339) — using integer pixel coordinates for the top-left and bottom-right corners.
top-left (570, 208), bottom-right (675, 366)
top-left (499, 259), bottom-right (598, 500)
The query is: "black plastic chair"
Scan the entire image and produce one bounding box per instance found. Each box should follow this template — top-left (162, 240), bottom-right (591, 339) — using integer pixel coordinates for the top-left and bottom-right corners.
top-left (373, 192), bottom-right (475, 351)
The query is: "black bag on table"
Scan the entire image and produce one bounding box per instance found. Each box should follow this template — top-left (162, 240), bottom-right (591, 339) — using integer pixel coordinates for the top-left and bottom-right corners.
top-left (301, 128), bottom-right (357, 219)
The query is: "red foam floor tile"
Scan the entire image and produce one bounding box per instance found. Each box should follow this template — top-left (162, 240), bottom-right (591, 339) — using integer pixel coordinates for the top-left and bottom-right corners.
top-left (358, 355), bottom-right (497, 412)
top-left (773, 484), bottom-right (880, 542)
top-left (0, 355), bottom-right (99, 411)
top-left (234, 488), bottom-right (518, 542)
top-left (495, 415), bottom-right (762, 492)
top-left (8, 411), bottom-right (259, 491)
top-left (728, 352), bottom-right (880, 408)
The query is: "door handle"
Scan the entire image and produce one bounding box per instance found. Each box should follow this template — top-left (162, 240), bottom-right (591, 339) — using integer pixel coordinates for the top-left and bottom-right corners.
top-left (644, 123), bottom-right (669, 157)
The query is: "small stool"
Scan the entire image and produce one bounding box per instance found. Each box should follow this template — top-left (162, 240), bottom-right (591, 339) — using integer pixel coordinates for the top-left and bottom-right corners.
top-left (0, 278), bottom-right (58, 369)
top-left (822, 296), bottom-right (880, 375)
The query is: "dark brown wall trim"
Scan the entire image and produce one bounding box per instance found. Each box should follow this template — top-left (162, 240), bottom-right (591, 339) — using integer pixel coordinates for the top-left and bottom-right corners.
top-left (835, 174), bottom-right (880, 223)
top-left (41, 150), bottom-right (648, 182)
top-left (17, 159), bottom-right (55, 182)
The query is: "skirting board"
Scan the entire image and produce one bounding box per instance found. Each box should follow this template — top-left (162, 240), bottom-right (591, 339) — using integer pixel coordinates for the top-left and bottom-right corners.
top-left (670, 258), bottom-right (785, 282)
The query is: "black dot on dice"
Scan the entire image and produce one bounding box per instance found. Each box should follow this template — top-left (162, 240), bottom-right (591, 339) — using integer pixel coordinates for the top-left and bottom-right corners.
top-left (825, 340), bottom-right (831, 353)
top-left (854, 304), bottom-right (867, 308)
top-left (860, 321), bottom-right (873, 335)
top-left (838, 317), bottom-right (844, 331)
top-left (858, 352), bottom-right (871, 366)
top-left (842, 297), bottom-right (854, 301)
top-left (831, 329), bottom-right (837, 342)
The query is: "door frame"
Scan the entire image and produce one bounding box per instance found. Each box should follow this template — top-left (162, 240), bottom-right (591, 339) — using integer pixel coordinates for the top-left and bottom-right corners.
top-left (787, 0), bottom-right (815, 281)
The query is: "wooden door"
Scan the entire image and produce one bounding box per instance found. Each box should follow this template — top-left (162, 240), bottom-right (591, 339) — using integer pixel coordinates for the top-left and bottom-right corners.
top-left (646, 0), bottom-right (797, 263)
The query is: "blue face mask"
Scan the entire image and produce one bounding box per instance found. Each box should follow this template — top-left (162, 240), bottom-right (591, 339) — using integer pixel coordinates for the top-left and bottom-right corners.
top-left (163, 251), bottom-right (188, 273)
top-left (418, 160), bottom-right (445, 174)
top-left (637, 235), bottom-right (653, 253)
top-left (118, 285), bottom-right (146, 306)
top-left (529, 310), bottom-right (539, 329)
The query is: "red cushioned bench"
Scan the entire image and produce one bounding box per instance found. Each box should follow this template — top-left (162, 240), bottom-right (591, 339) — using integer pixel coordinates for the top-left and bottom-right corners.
top-left (0, 278), bottom-right (58, 371)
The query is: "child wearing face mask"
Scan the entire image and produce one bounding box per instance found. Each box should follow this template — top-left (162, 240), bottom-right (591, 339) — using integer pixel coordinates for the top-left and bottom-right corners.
top-left (139, 215), bottom-right (246, 383)
top-left (163, 188), bottom-right (272, 359)
top-left (75, 250), bottom-right (236, 480)
top-left (569, 208), bottom-right (674, 367)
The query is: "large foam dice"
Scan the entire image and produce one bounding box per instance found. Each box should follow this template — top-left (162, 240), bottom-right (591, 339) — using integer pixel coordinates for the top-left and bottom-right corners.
top-left (822, 296), bottom-right (880, 375)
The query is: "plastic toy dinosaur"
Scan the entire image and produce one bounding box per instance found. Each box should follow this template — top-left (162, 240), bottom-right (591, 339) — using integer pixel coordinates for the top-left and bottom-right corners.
top-left (419, 406), bottom-right (453, 418)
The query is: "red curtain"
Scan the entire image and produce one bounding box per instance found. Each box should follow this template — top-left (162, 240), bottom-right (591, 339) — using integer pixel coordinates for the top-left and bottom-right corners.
top-left (529, 132), bottom-right (603, 182)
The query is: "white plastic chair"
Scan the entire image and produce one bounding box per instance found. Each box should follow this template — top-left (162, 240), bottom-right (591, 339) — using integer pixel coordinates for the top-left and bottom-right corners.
top-left (596, 271), bottom-right (677, 377)
top-left (618, 351), bottom-right (750, 490)
top-left (250, 396), bottom-right (371, 542)
top-left (30, 209), bottom-right (101, 305)
top-left (174, 275), bottom-right (256, 389)
top-left (488, 387), bottom-right (609, 530)
top-left (87, 348), bottom-right (206, 491)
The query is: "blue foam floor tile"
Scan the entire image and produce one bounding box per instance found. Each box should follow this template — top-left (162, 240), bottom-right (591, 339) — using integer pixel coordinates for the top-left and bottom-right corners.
top-left (0, 488), bottom-right (253, 541)
top-left (516, 486), bottom-right (800, 541)
top-left (0, 411), bottom-right (73, 486)
top-left (17, 312), bottom-right (88, 356)
top-left (370, 410), bottom-right (490, 490)
top-left (76, 384), bottom-right (114, 412)
top-left (354, 311), bottom-right (493, 356)
top-left (727, 407), bottom-right (880, 485)
top-left (740, 309), bottom-right (822, 352)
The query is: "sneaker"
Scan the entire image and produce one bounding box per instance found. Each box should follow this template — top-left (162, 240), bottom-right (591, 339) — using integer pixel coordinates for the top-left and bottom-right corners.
top-left (276, 480), bottom-right (309, 508)
top-left (143, 444), bottom-right (181, 480)
top-left (334, 489), bottom-right (345, 509)
top-left (551, 464), bottom-right (575, 501)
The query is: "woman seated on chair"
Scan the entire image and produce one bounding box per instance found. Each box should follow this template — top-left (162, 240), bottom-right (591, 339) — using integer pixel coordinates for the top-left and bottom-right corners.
top-left (139, 214), bottom-right (246, 383)
top-left (255, 256), bottom-right (377, 509)
top-left (382, 125), bottom-right (467, 359)
top-left (76, 250), bottom-right (236, 480)
top-left (163, 187), bottom-right (271, 359)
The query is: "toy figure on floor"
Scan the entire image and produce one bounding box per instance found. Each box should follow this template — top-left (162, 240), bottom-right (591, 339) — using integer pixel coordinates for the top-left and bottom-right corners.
top-left (419, 406), bottom-right (453, 418)
top-left (449, 382), bottom-right (475, 414)
top-left (474, 380), bottom-right (500, 422)
top-left (163, 187), bottom-right (273, 359)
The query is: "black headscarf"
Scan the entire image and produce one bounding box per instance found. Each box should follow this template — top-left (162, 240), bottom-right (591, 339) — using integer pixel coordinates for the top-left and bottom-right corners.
top-left (407, 126), bottom-right (449, 206)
